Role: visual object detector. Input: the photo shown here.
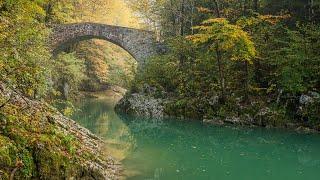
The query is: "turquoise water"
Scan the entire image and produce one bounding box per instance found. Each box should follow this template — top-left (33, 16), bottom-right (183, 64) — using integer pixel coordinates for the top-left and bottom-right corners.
top-left (73, 97), bottom-right (320, 180)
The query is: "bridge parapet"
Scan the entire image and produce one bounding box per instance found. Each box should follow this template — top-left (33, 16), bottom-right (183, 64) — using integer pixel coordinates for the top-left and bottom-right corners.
top-left (50, 23), bottom-right (161, 63)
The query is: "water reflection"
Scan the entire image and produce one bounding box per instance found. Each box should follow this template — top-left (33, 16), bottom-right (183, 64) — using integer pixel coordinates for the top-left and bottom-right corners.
top-left (73, 97), bottom-right (320, 180)
top-left (72, 97), bottom-right (136, 161)
top-left (119, 115), bottom-right (320, 180)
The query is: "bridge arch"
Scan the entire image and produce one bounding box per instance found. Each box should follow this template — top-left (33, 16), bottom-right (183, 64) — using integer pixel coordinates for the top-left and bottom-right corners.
top-left (50, 23), bottom-right (160, 63)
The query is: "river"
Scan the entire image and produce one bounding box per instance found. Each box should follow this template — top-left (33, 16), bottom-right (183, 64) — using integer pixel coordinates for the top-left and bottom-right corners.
top-left (72, 95), bottom-right (320, 180)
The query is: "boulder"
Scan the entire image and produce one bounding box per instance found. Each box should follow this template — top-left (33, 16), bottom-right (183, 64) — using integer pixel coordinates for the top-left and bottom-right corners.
top-left (116, 93), bottom-right (165, 118)
top-left (299, 95), bottom-right (314, 105)
top-left (299, 91), bottom-right (320, 105)
top-left (203, 117), bottom-right (224, 126)
top-left (224, 116), bottom-right (241, 124)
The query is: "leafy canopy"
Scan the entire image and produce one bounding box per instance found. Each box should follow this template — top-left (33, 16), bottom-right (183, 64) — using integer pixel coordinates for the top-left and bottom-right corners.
top-left (187, 18), bottom-right (256, 63)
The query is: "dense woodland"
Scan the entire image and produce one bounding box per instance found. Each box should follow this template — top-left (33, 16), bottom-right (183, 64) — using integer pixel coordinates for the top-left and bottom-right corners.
top-left (0, 0), bottom-right (319, 123)
top-left (0, 0), bottom-right (137, 114)
top-left (0, 0), bottom-right (319, 126)
top-left (126, 0), bottom-right (320, 128)
top-left (0, 0), bottom-right (320, 179)
top-left (0, 0), bottom-right (135, 178)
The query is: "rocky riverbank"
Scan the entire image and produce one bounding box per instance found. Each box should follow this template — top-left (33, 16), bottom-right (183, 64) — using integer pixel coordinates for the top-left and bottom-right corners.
top-left (116, 90), bottom-right (320, 133)
top-left (0, 83), bottom-right (121, 179)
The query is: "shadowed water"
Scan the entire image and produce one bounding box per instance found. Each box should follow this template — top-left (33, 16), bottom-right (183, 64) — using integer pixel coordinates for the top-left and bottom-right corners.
top-left (73, 97), bottom-right (320, 180)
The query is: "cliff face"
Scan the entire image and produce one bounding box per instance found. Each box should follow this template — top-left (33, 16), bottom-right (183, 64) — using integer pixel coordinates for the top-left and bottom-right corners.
top-left (0, 83), bottom-right (121, 179)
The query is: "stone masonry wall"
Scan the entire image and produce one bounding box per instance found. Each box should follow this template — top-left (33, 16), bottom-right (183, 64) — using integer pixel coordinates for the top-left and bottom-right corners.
top-left (50, 23), bottom-right (161, 63)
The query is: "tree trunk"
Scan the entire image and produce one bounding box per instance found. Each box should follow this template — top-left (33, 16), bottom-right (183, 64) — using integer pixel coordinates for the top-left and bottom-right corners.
top-left (215, 45), bottom-right (226, 103)
top-left (213, 0), bottom-right (221, 18)
top-left (243, 0), bottom-right (249, 15)
top-left (190, 0), bottom-right (195, 34)
top-left (63, 81), bottom-right (70, 100)
top-left (170, 0), bottom-right (176, 36)
top-left (180, 0), bottom-right (185, 36)
top-left (309, 0), bottom-right (314, 22)
top-left (254, 0), bottom-right (259, 12)
top-left (213, 0), bottom-right (225, 102)
top-left (45, 2), bottom-right (53, 23)
top-left (244, 61), bottom-right (249, 103)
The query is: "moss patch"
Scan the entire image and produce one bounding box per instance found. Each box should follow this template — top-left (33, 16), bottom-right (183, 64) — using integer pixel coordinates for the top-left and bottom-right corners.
top-left (0, 86), bottom-right (114, 179)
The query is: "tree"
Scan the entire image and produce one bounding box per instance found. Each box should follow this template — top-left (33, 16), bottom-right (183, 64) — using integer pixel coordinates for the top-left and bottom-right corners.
top-left (187, 18), bottom-right (256, 102)
top-left (51, 53), bottom-right (87, 100)
top-left (0, 0), bottom-right (50, 98)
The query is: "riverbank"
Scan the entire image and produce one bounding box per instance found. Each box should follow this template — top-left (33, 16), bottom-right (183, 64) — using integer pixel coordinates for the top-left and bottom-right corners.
top-left (0, 83), bottom-right (122, 179)
top-left (116, 91), bottom-right (320, 133)
top-left (76, 95), bottom-right (320, 180)
top-left (80, 85), bottom-right (127, 102)
top-left (72, 88), bottom-right (138, 179)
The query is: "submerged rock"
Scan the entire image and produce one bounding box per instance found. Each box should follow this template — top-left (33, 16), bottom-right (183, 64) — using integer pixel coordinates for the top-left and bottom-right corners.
top-left (115, 93), bottom-right (165, 118)
top-left (203, 118), bottom-right (224, 126)
top-left (295, 126), bottom-right (316, 134)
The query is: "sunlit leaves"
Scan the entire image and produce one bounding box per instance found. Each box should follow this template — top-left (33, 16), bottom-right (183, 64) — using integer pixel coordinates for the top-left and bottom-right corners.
top-left (51, 53), bottom-right (87, 99)
top-left (188, 18), bottom-right (256, 63)
top-left (0, 0), bottom-right (50, 97)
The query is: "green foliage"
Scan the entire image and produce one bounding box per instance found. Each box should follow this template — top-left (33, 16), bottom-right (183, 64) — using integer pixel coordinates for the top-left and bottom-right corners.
top-left (0, 88), bottom-right (99, 179)
top-left (75, 40), bottom-right (137, 91)
top-left (0, 0), bottom-right (50, 98)
top-left (187, 18), bottom-right (256, 101)
top-left (61, 135), bottom-right (76, 155)
top-left (0, 0), bottom-right (136, 178)
top-left (278, 24), bottom-right (320, 94)
top-left (129, 0), bottom-right (320, 127)
top-left (302, 99), bottom-right (320, 125)
top-left (0, 136), bottom-right (16, 167)
top-left (42, 0), bottom-right (75, 24)
top-left (0, 0), bottom-right (122, 102)
top-left (133, 55), bottom-right (177, 95)
top-left (51, 52), bottom-right (87, 99)
top-left (18, 149), bottom-right (35, 178)
top-left (189, 18), bottom-right (256, 63)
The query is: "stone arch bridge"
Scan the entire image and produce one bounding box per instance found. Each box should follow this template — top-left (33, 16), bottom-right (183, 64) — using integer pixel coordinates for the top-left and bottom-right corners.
top-left (50, 23), bottom-right (163, 63)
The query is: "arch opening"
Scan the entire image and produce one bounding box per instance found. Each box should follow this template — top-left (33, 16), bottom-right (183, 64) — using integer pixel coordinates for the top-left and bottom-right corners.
top-left (52, 35), bottom-right (138, 61)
